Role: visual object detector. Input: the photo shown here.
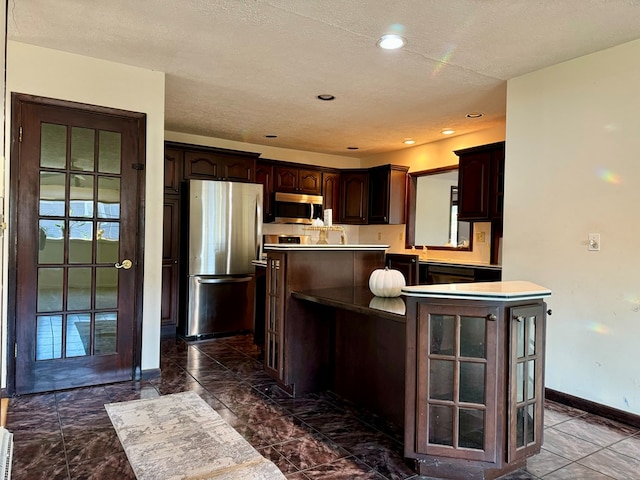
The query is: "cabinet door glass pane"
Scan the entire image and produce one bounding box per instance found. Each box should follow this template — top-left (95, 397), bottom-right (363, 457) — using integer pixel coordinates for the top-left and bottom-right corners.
top-left (430, 314), bottom-right (455, 355)
top-left (460, 315), bottom-right (486, 358)
top-left (517, 361), bottom-right (525, 402)
top-left (429, 405), bottom-right (453, 446)
top-left (516, 406), bottom-right (525, 448)
top-left (459, 409), bottom-right (484, 449)
top-left (527, 315), bottom-right (536, 355)
top-left (527, 360), bottom-right (536, 400)
top-left (40, 123), bottom-right (67, 169)
top-left (430, 359), bottom-right (454, 401)
top-left (526, 404), bottom-right (535, 444)
top-left (460, 362), bottom-right (485, 404)
top-left (516, 318), bottom-right (525, 358)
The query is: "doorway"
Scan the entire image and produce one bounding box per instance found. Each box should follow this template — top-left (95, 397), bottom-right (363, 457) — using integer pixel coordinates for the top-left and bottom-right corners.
top-left (8, 94), bottom-right (146, 395)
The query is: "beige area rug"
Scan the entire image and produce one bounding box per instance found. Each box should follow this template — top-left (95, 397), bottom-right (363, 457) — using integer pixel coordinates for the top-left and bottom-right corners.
top-left (105, 391), bottom-right (286, 480)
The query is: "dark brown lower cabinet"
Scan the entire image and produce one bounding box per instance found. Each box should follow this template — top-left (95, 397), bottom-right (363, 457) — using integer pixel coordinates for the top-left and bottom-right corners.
top-left (405, 297), bottom-right (547, 479)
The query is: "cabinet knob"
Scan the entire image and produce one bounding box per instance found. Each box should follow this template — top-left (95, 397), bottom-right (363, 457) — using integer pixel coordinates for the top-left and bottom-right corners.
top-left (487, 314), bottom-right (497, 321)
top-left (547, 309), bottom-right (553, 316)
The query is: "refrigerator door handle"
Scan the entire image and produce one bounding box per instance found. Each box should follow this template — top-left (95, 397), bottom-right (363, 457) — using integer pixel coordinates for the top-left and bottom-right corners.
top-left (196, 276), bottom-right (252, 284)
top-left (256, 194), bottom-right (263, 260)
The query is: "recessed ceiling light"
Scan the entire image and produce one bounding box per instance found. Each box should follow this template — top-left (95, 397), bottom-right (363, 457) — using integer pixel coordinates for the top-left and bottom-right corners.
top-left (466, 112), bottom-right (484, 119)
top-left (317, 94), bottom-right (335, 101)
top-left (347, 146), bottom-right (359, 150)
top-left (377, 34), bottom-right (406, 50)
top-left (403, 139), bottom-right (416, 145)
top-left (264, 134), bottom-right (278, 138)
top-left (441, 129), bottom-right (455, 135)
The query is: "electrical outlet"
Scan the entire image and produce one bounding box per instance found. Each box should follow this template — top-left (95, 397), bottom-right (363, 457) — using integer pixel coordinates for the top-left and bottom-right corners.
top-left (588, 233), bottom-right (600, 251)
top-left (476, 232), bottom-right (485, 243)
top-left (377, 232), bottom-right (382, 241)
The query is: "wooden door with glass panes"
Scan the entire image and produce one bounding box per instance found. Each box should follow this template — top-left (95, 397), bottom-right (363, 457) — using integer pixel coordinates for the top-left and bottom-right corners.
top-left (508, 304), bottom-right (546, 461)
top-left (415, 303), bottom-right (499, 462)
top-left (11, 95), bottom-right (144, 394)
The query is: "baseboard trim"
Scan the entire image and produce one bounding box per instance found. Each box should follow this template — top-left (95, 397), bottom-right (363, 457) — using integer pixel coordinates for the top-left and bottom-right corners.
top-left (140, 368), bottom-right (161, 381)
top-left (545, 388), bottom-right (640, 428)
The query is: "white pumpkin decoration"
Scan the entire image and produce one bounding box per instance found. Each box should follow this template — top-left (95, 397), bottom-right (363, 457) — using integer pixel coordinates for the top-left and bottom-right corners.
top-left (368, 267), bottom-right (406, 297)
top-left (369, 296), bottom-right (406, 315)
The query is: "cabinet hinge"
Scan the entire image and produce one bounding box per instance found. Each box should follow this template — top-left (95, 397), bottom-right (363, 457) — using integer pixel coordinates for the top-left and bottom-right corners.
top-left (14, 342), bottom-right (17, 358)
top-left (19, 126), bottom-right (23, 143)
top-left (132, 163), bottom-right (145, 170)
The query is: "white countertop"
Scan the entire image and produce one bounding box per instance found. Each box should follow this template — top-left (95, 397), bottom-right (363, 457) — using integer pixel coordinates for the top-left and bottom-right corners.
top-left (263, 243), bottom-right (389, 251)
top-left (402, 280), bottom-right (551, 301)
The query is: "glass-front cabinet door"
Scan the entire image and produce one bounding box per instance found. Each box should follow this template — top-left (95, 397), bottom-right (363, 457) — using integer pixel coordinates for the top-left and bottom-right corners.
top-left (416, 303), bottom-right (499, 462)
top-left (265, 253), bottom-right (286, 380)
top-left (508, 304), bottom-right (545, 461)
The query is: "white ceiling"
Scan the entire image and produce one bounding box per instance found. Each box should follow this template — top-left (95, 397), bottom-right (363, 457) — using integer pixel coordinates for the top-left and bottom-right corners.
top-left (7, 0), bottom-right (640, 157)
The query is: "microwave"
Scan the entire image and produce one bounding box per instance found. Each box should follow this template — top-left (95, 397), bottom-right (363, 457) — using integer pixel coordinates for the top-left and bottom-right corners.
top-left (274, 192), bottom-right (324, 224)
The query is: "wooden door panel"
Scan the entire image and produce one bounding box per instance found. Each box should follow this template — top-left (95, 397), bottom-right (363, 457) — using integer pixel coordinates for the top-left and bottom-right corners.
top-left (11, 94), bottom-right (144, 394)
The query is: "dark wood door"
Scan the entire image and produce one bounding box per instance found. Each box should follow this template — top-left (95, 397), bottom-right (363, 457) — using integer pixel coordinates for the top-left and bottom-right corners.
top-left (161, 197), bottom-right (180, 333)
top-left (256, 161), bottom-right (274, 222)
top-left (339, 172), bottom-right (368, 224)
top-left (322, 172), bottom-right (340, 215)
top-left (368, 167), bottom-right (390, 224)
top-left (11, 95), bottom-right (144, 394)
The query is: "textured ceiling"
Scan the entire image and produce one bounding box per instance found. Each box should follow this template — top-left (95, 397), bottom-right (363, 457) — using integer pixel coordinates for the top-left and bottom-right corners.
top-left (7, 0), bottom-right (640, 157)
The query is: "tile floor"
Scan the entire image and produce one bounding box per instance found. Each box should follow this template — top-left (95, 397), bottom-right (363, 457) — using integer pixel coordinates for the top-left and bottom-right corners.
top-left (5, 334), bottom-right (640, 479)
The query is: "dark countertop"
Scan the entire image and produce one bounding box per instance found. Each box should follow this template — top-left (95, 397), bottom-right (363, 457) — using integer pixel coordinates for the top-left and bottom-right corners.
top-left (291, 286), bottom-right (406, 322)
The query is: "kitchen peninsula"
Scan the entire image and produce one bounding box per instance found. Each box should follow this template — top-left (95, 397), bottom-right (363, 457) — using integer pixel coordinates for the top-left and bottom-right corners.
top-left (262, 246), bottom-right (551, 479)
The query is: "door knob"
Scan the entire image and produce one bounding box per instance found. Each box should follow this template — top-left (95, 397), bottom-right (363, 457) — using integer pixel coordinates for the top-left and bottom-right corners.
top-left (115, 259), bottom-right (133, 269)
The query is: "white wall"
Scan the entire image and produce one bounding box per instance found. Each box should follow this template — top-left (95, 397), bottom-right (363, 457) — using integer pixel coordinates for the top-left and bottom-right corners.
top-left (503, 39), bottom-right (640, 414)
top-left (2, 42), bottom-right (165, 386)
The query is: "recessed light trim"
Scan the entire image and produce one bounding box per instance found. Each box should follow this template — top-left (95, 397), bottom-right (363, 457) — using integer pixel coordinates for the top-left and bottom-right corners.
top-left (347, 146), bottom-right (359, 150)
top-left (403, 139), bottom-right (416, 145)
top-left (264, 134), bottom-right (278, 138)
top-left (377, 34), bottom-right (406, 50)
top-left (316, 94), bottom-right (335, 101)
top-left (466, 112), bottom-right (484, 119)
top-left (441, 128), bottom-right (455, 135)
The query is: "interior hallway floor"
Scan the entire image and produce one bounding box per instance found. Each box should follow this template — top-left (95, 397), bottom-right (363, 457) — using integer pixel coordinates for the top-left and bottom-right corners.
top-left (5, 334), bottom-right (640, 480)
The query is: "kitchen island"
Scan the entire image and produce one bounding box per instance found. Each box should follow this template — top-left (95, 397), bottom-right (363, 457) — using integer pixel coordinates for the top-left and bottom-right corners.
top-left (402, 281), bottom-right (551, 479)
top-left (262, 244), bottom-right (389, 395)
top-left (263, 245), bottom-right (552, 479)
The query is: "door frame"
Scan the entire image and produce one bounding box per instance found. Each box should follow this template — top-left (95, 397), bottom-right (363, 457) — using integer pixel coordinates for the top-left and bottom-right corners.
top-left (5, 93), bottom-right (146, 395)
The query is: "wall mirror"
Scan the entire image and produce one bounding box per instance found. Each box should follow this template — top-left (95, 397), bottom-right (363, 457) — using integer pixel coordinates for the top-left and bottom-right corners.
top-left (406, 166), bottom-right (472, 250)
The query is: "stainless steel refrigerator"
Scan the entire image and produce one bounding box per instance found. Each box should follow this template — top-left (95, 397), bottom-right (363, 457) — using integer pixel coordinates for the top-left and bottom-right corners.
top-left (182, 179), bottom-right (263, 338)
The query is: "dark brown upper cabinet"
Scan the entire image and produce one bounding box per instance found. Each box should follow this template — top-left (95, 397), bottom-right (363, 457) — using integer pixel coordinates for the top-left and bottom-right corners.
top-left (256, 160), bottom-right (275, 222)
top-left (368, 164), bottom-right (409, 224)
top-left (274, 166), bottom-right (322, 195)
top-left (339, 171), bottom-right (369, 224)
top-left (183, 149), bottom-right (258, 183)
top-left (455, 142), bottom-right (505, 221)
top-left (164, 147), bottom-right (183, 194)
top-left (322, 171), bottom-right (340, 215)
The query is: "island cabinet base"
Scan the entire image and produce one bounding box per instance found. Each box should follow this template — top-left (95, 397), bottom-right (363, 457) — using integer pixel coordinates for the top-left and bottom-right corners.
top-left (402, 281), bottom-right (551, 480)
top-left (413, 455), bottom-right (526, 480)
